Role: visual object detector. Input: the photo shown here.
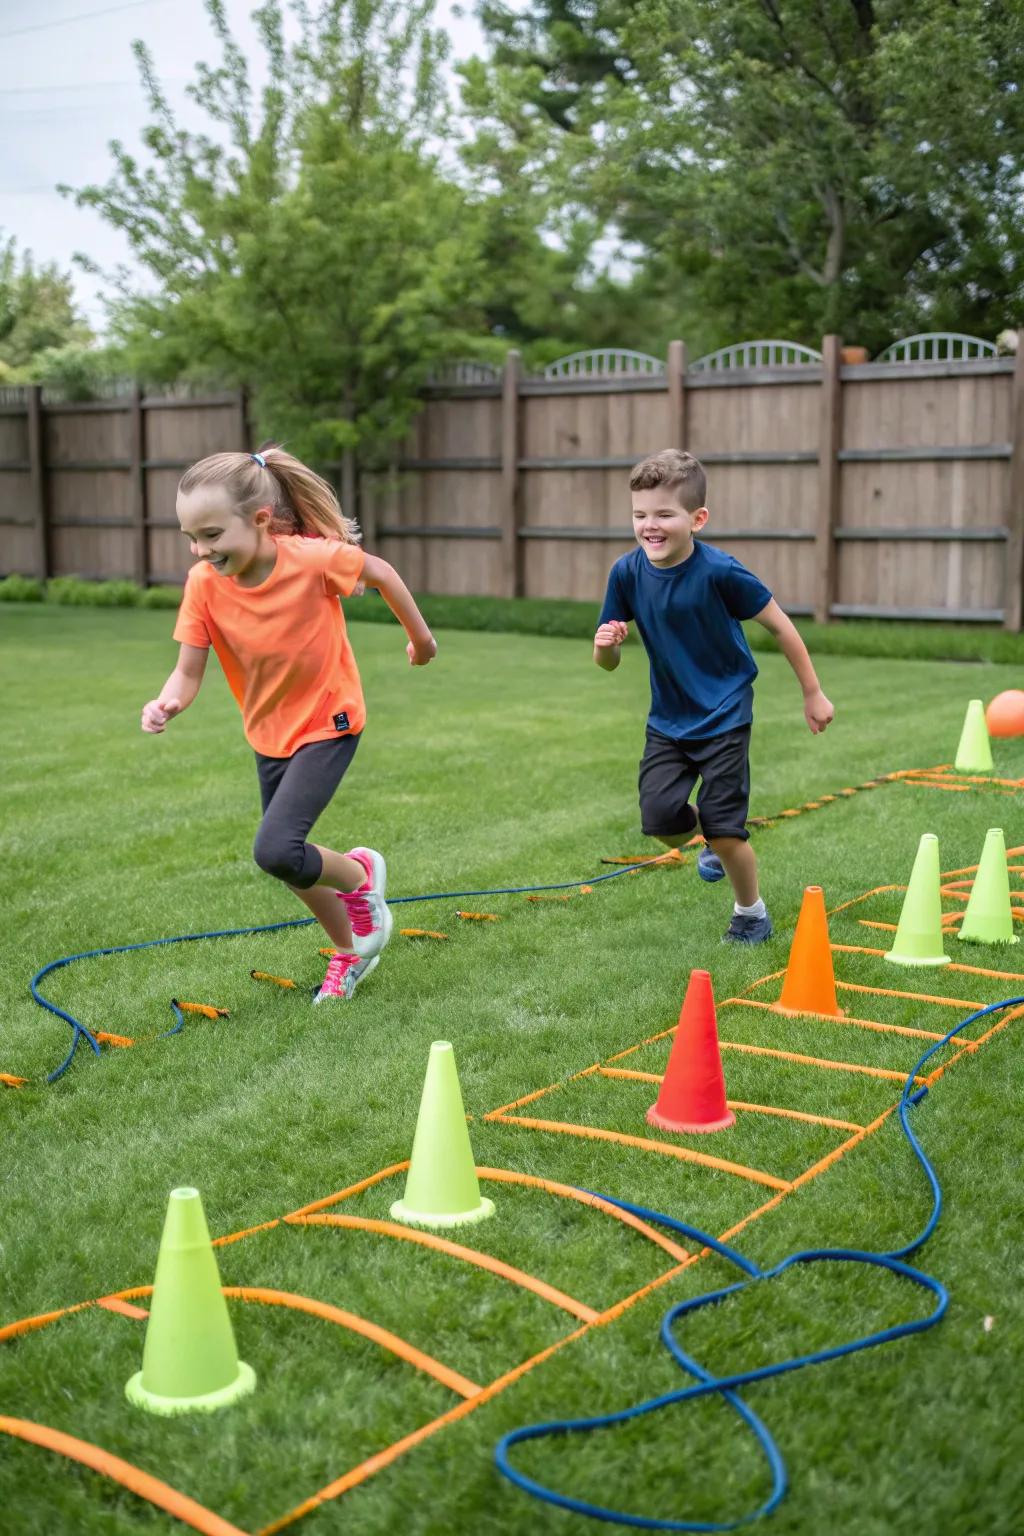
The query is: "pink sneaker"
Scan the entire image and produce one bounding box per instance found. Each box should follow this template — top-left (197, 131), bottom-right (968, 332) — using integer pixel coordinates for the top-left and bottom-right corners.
top-left (337, 847), bottom-right (392, 959)
top-left (313, 950), bottom-right (379, 1003)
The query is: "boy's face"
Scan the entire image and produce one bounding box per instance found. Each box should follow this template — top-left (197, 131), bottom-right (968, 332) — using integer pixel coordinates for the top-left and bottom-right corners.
top-left (631, 487), bottom-right (708, 568)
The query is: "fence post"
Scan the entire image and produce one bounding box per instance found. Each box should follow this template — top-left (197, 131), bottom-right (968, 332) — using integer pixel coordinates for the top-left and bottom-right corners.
top-left (128, 382), bottom-right (148, 586)
top-left (815, 334), bottom-right (842, 623)
top-left (26, 384), bottom-right (50, 582)
top-left (341, 447), bottom-right (358, 540)
top-left (1004, 333), bottom-right (1024, 631)
top-left (667, 339), bottom-right (687, 447)
top-left (500, 349), bottom-right (523, 598)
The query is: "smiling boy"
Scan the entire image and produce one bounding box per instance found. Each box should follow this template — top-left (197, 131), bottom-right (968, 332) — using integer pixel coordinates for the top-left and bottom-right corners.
top-left (594, 449), bottom-right (834, 943)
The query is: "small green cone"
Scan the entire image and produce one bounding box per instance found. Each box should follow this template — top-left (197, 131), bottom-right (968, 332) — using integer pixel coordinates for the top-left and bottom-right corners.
top-left (885, 833), bottom-right (951, 967)
top-left (125, 1188), bottom-right (256, 1415)
top-left (959, 827), bottom-right (1019, 945)
top-left (954, 698), bottom-right (993, 774)
top-left (390, 1041), bottom-right (495, 1229)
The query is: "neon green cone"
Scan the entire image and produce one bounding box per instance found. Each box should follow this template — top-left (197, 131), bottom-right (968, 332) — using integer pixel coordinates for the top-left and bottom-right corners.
top-left (954, 698), bottom-right (993, 774)
top-left (390, 1041), bottom-right (495, 1229)
top-left (885, 833), bottom-right (951, 967)
top-left (959, 827), bottom-right (1019, 945)
top-left (125, 1187), bottom-right (256, 1415)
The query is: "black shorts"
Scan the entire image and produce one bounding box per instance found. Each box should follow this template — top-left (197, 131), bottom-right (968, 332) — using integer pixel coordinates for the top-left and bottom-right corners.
top-left (638, 724), bottom-right (751, 841)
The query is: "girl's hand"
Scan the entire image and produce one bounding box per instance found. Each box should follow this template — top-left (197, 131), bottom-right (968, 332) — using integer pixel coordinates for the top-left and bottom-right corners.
top-left (804, 689), bottom-right (834, 734)
top-left (407, 635), bottom-right (437, 667)
top-left (141, 698), bottom-right (182, 734)
top-left (595, 620), bottom-right (628, 647)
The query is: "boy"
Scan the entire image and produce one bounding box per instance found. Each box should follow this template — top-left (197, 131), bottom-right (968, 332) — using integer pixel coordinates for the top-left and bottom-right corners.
top-left (594, 449), bottom-right (834, 943)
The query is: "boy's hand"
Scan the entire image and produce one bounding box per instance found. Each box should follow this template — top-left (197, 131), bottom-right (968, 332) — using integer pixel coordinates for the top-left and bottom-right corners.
top-left (595, 621), bottom-right (628, 648)
top-left (141, 698), bottom-right (182, 734)
top-left (804, 689), bottom-right (834, 734)
top-left (407, 635), bottom-right (437, 667)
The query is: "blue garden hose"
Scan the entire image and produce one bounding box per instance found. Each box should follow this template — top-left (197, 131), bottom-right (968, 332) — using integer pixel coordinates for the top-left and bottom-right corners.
top-left (494, 995), bottom-right (1023, 1529)
top-left (27, 857), bottom-right (667, 1082)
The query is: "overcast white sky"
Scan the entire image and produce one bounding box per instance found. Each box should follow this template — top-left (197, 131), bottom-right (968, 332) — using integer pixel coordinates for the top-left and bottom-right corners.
top-left (0, 0), bottom-right (490, 331)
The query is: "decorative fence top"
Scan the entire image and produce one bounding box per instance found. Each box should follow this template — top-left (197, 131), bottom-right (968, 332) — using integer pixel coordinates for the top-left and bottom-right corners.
top-left (541, 349), bottom-right (665, 379)
top-left (691, 340), bottom-right (823, 372)
top-left (426, 360), bottom-right (501, 386)
top-left (874, 333), bottom-right (996, 364)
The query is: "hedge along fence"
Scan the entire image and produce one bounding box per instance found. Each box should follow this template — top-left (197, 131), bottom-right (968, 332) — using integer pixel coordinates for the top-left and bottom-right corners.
top-left (1, 331), bottom-right (1023, 626)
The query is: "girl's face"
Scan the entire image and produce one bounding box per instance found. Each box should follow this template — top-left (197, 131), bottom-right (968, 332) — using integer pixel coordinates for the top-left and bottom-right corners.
top-left (177, 486), bottom-right (271, 578)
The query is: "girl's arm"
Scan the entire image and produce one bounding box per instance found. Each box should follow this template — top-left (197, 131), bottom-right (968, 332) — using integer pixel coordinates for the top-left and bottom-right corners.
top-left (141, 644), bottom-right (209, 733)
top-left (360, 554), bottom-right (437, 666)
top-left (751, 599), bottom-right (834, 733)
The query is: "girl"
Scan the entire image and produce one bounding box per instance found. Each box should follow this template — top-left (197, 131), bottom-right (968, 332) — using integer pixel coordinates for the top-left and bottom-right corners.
top-left (140, 445), bottom-right (437, 1002)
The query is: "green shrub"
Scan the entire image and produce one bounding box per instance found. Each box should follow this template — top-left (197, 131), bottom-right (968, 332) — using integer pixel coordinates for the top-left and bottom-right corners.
top-left (0, 573), bottom-right (45, 602)
top-left (47, 577), bottom-right (141, 607)
top-left (138, 585), bottom-right (183, 608)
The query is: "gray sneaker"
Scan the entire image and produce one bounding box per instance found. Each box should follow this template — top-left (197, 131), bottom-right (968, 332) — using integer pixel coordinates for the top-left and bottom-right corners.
top-left (722, 910), bottom-right (774, 944)
top-left (313, 950), bottom-right (379, 1003)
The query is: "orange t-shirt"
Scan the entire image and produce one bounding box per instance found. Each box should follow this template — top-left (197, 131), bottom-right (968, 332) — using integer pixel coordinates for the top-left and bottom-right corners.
top-left (173, 535), bottom-right (366, 758)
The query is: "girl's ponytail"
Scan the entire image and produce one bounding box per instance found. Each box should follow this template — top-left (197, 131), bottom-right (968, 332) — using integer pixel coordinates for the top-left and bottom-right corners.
top-left (178, 445), bottom-right (360, 545)
top-left (256, 444), bottom-right (360, 544)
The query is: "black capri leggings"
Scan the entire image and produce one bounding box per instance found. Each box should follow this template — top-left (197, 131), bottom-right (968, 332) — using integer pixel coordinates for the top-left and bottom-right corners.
top-left (252, 734), bottom-right (361, 890)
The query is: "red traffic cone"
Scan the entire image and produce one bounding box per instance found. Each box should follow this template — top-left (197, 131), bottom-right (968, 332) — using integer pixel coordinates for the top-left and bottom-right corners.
top-left (647, 969), bottom-right (734, 1134)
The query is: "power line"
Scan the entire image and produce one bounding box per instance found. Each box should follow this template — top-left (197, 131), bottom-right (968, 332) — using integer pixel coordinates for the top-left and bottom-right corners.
top-left (0, 0), bottom-right (173, 42)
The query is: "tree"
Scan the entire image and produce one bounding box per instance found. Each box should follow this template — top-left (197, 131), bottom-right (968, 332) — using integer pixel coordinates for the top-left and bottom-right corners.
top-left (67, 0), bottom-right (503, 460)
top-left (464, 0), bottom-right (1024, 353)
top-left (0, 233), bottom-right (92, 380)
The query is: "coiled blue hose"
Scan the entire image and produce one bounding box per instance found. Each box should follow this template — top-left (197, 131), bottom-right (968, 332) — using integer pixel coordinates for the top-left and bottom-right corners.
top-left (494, 995), bottom-right (1023, 1530)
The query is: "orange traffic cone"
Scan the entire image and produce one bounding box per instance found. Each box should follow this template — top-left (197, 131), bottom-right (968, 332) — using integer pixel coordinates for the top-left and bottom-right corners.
top-left (774, 885), bottom-right (843, 1018)
top-left (647, 969), bottom-right (734, 1134)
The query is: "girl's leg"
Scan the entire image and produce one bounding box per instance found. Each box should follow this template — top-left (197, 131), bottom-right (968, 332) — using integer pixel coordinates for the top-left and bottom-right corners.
top-left (253, 737), bottom-right (365, 950)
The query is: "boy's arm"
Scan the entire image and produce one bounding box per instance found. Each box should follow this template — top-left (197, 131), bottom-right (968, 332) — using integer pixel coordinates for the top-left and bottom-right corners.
top-left (360, 553), bottom-right (436, 665)
top-left (752, 600), bottom-right (834, 734)
top-left (594, 619), bottom-right (628, 671)
top-left (141, 643), bottom-right (209, 733)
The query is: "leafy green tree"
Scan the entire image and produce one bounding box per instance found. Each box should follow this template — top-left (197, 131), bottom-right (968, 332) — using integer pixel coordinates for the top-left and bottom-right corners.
top-left (465, 0), bottom-right (1024, 352)
top-left (0, 234), bottom-right (92, 379)
top-left (68, 0), bottom-right (504, 459)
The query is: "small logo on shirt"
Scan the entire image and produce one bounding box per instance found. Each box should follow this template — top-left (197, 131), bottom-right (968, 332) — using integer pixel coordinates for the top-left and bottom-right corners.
top-left (333, 711), bottom-right (350, 731)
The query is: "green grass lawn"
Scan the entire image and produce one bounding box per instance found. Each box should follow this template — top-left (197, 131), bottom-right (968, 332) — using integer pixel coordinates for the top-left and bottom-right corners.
top-left (2, 604), bottom-right (1023, 1536)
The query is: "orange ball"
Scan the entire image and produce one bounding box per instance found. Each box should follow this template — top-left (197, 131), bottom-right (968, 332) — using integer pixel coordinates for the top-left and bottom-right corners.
top-left (985, 689), bottom-right (1024, 738)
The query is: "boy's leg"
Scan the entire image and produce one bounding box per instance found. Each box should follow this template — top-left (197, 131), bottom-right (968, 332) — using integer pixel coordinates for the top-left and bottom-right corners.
top-left (706, 835), bottom-right (759, 906)
top-left (692, 727), bottom-right (772, 941)
top-left (638, 728), bottom-right (699, 845)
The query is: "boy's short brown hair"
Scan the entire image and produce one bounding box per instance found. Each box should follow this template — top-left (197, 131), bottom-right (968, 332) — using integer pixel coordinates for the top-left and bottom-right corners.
top-left (629, 450), bottom-right (706, 513)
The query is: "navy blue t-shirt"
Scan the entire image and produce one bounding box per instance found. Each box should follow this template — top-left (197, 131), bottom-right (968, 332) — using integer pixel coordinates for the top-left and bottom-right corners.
top-left (598, 542), bottom-right (773, 740)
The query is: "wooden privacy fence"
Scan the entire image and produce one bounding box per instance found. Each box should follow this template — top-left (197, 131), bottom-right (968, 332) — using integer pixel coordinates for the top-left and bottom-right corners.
top-left (2, 332), bottom-right (1023, 626)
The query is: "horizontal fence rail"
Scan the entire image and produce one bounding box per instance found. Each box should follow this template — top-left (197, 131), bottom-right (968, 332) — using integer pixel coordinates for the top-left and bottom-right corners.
top-left (1, 333), bottom-right (1022, 626)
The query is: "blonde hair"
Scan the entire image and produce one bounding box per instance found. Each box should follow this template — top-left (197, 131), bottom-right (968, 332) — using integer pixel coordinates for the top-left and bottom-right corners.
top-left (629, 449), bottom-right (706, 513)
top-left (178, 443), bottom-right (360, 543)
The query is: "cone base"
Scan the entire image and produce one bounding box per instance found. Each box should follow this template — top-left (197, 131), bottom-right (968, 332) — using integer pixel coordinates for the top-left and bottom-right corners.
top-left (954, 762), bottom-right (993, 775)
top-left (647, 1104), bottom-right (736, 1135)
top-left (883, 950), bottom-right (951, 967)
top-left (125, 1360), bottom-right (256, 1417)
top-left (957, 930), bottom-right (1019, 946)
top-left (772, 1002), bottom-right (844, 1020)
top-left (389, 1196), bottom-right (495, 1230)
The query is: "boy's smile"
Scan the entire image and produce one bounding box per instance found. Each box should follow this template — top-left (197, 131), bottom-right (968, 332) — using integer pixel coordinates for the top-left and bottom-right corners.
top-left (631, 488), bottom-right (709, 568)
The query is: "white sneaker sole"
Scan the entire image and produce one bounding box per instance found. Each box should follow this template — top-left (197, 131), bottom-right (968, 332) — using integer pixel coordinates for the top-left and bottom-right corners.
top-left (346, 846), bottom-right (392, 960)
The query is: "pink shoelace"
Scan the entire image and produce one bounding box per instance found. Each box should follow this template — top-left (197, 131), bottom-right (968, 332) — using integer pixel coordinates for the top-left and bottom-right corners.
top-left (338, 886), bottom-right (373, 936)
top-left (319, 951), bottom-right (359, 998)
